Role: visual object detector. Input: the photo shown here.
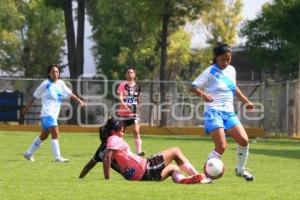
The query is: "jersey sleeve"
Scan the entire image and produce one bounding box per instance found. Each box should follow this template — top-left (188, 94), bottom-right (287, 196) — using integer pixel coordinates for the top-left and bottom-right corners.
top-left (117, 81), bottom-right (126, 95)
top-left (33, 81), bottom-right (47, 99)
top-left (191, 67), bottom-right (211, 89)
top-left (106, 136), bottom-right (123, 150)
top-left (61, 80), bottom-right (72, 98)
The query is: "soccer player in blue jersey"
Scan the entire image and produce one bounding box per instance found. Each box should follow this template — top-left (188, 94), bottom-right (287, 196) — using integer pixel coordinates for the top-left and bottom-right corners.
top-left (190, 44), bottom-right (255, 181)
top-left (22, 64), bottom-right (86, 162)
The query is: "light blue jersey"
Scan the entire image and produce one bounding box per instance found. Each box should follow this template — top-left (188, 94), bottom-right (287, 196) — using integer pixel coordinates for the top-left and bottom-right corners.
top-left (192, 64), bottom-right (236, 112)
top-left (33, 79), bottom-right (72, 119)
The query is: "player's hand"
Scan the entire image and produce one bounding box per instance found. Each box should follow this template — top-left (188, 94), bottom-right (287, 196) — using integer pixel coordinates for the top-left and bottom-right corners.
top-left (244, 100), bottom-right (254, 110)
top-left (201, 93), bottom-right (214, 102)
top-left (21, 107), bottom-right (28, 115)
top-left (79, 100), bottom-right (86, 107)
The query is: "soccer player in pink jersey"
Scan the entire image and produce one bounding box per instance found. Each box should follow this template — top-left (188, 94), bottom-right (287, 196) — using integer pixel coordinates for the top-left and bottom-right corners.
top-left (116, 67), bottom-right (144, 156)
top-left (100, 118), bottom-right (211, 184)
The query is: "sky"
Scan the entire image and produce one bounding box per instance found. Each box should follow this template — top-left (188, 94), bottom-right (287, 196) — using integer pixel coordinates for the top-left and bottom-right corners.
top-left (62, 0), bottom-right (272, 77)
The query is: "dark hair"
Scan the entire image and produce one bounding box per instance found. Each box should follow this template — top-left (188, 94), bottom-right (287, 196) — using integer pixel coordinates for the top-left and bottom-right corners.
top-left (47, 64), bottom-right (60, 79)
top-left (212, 43), bottom-right (232, 64)
top-left (124, 66), bottom-right (136, 75)
top-left (99, 118), bottom-right (124, 144)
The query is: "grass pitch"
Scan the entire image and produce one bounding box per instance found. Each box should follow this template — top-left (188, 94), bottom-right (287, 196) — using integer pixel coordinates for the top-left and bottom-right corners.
top-left (0, 131), bottom-right (300, 200)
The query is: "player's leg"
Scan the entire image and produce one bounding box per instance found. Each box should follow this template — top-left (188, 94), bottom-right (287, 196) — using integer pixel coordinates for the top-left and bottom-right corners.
top-left (161, 164), bottom-right (206, 184)
top-left (161, 147), bottom-right (198, 175)
top-left (23, 129), bottom-right (49, 162)
top-left (226, 124), bottom-right (254, 181)
top-left (204, 110), bottom-right (227, 159)
top-left (132, 120), bottom-right (144, 156)
top-left (208, 128), bottom-right (227, 159)
top-left (49, 126), bottom-right (68, 162)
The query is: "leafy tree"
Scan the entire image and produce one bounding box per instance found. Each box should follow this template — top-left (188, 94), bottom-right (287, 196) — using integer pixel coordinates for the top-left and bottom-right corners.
top-left (87, 0), bottom-right (160, 80)
top-left (201, 0), bottom-right (243, 46)
top-left (0, 0), bottom-right (65, 77)
top-left (0, 0), bottom-right (24, 74)
top-left (240, 0), bottom-right (300, 79)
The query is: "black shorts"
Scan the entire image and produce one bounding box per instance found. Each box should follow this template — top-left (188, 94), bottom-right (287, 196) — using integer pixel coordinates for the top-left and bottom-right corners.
top-left (141, 152), bottom-right (165, 181)
top-left (122, 116), bottom-right (140, 127)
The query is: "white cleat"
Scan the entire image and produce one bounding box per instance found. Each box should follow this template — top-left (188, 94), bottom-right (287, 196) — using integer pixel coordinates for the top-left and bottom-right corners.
top-left (200, 176), bottom-right (213, 184)
top-left (23, 153), bottom-right (35, 162)
top-left (235, 168), bottom-right (255, 181)
top-left (54, 157), bottom-right (69, 163)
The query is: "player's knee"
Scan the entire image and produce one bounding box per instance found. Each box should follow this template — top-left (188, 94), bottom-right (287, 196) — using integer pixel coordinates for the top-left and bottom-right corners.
top-left (216, 144), bottom-right (226, 154)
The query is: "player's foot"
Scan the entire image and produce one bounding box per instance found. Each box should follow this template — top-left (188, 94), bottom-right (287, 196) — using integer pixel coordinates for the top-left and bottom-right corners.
top-left (23, 152), bottom-right (35, 162)
top-left (180, 174), bottom-right (204, 184)
top-left (235, 168), bottom-right (255, 181)
top-left (200, 176), bottom-right (213, 184)
top-left (136, 151), bottom-right (145, 157)
top-left (54, 156), bottom-right (69, 163)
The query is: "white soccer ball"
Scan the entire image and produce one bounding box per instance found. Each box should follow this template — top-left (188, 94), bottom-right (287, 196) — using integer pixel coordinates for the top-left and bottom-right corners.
top-left (204, 158), bottom-right (225, 179)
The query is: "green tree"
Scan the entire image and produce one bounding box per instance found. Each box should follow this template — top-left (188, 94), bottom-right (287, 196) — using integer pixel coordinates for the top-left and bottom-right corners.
top-left (87, 0), bottom-right (160, 80)
top-left (202, 0), bottom-right (243, 45)
top-left (0, 0), bottom-right (65, 77)
top-left (0, 0), bottom-right (24, 74)
top-left (240, 0), bottom-right (300, 79)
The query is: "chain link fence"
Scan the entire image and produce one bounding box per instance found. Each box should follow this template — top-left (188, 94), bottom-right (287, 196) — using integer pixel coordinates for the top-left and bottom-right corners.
top-left (0, 77), bottom-right (299, 137)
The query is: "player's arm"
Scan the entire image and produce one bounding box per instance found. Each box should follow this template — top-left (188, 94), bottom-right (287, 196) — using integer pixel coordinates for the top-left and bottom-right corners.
top-left (70, 94), bottom-right (86, 107)
top-left (190, 86), bottom-right (214, 102)
top-left (118, 91), bottom-right (131, 111)
top-left (78, 158), bottom-right (97, 178)
top-left (21, 97), bottom-right (36, 115)
top-left (103, 149), bottom-right (114, 180)
top-left (235, 86), bottom-right (254, 110)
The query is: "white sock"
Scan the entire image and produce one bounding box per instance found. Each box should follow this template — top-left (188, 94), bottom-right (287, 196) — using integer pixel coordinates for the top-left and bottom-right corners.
top-left (134, 138), bottom-right (142, 153)
top-left (180, 160), bottom-right (199, 175)
top-left (208, 150), bottom-right (222, 160)
top-left (171, 170), bottom-right (185, 183)
top-left (51, 139), bottom-right (61, 159)
top-left (236, 145), bottom-right (249, 171)
top-left (25, 137), bottom-right (42, 155)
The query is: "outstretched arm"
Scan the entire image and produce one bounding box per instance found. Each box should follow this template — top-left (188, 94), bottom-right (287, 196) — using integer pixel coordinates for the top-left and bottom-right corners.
top-left (78, 158), bottom-right (97, 178)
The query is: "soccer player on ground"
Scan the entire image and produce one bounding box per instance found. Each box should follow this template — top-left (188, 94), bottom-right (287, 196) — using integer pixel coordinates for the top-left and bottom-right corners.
top-left (80, 118), bottom-right (211, 184)
top-left (22, 64), bottom-right (86, 162)
top-left (116, 67), bottom-right (144, 156)
top-left (190, 43), bottom-right (255, 181)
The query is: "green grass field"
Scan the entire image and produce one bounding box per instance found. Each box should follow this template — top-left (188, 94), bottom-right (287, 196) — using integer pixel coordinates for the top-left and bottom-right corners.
top-left (0, 131), bottom-right (300, 200)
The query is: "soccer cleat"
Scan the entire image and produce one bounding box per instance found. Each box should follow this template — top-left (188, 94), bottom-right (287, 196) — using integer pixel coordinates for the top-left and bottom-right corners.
top-left (235, 168), bottom-right (255, 181)
top-left (54, 157), bottom-right (69, 163)
top-left (136, 151), bottom-right (145, 157)
top-left (200, 176), bottom-right (213, 184)
top-left (180, 174), bottom-right (204, 184)
top-left (23, 153), bottom-right (35, 162)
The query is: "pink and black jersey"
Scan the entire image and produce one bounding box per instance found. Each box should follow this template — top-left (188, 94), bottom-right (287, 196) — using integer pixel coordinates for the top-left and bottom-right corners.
top-left (117, 81), bottom-right (141, 117)
top-left (106, 135), bottom-right (146, 180)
